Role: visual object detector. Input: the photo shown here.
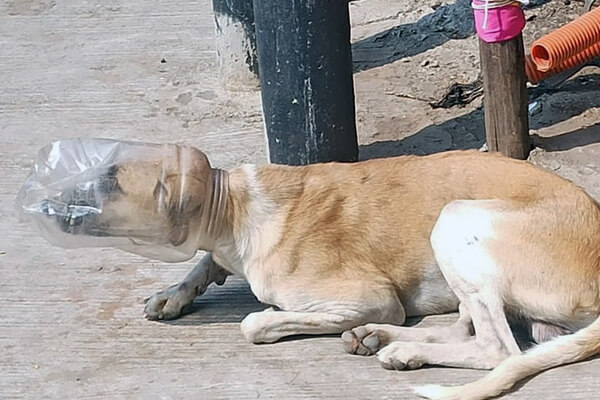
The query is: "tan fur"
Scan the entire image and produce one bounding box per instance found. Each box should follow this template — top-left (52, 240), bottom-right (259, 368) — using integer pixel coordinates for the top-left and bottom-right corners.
top-left (127, 149), bottom-right (600, 398)
top-left (216, 152), bottom-right (594, 314)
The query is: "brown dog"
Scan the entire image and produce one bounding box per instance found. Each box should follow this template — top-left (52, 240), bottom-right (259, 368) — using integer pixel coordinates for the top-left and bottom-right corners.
top-left (72, 147), bottom-right (600, 399)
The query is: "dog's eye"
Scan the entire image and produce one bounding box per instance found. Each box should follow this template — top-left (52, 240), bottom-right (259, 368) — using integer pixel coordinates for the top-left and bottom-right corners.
top-left (97, 165), bottom-right (124, 195)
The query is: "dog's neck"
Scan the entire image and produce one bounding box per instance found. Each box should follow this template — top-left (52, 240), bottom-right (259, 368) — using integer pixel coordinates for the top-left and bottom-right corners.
top-left (198, 168), bottom-right (229, 250)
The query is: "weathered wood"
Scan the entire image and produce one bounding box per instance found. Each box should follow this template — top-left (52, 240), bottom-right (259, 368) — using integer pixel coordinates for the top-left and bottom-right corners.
top-left (253, 0), bottom-right (358, 165)
top-left (479, 35), bottom-right (530, 159)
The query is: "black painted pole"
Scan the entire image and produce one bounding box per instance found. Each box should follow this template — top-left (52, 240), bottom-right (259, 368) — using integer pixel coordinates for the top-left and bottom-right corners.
top-left (212, 0), bottom-right (259, 91)
top-left (253, 0), bottom-right (359, 165)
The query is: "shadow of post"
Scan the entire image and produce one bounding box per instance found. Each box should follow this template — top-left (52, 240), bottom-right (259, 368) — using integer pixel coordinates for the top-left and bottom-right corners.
top-left (532, 124), bottom-right (600, 152)
top-left (351, 0), bottom-right (552, 73)
top-left (360, 108), bottom-right (485, 159)
top-left (360, 73), bottom-right (600, 160)
top-left (352, 0), bottom-right (474, 72)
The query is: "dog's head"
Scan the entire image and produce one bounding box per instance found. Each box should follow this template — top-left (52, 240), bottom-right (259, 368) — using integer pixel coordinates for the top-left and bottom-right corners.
top-left (80, 146), bottom-right (213, 246)
top-left (21, 140), bottom-right (221, 259)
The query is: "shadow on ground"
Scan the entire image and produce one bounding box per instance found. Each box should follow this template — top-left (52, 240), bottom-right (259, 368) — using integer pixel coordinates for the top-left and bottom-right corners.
top-left (352, 0), bottom-right (474, 72)
top-left (361, 74), bottom-right (600, 160)
top-left (360, 108), bottom-right (485, 160)
top-left (352, 0), bottom-right (551, 73)
top-left (161, 278), bottom-right (264, 325)
top-left (533, 123), bottom-right (600, 152)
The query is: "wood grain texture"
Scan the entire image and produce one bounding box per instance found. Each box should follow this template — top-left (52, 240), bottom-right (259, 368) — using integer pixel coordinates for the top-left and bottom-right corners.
top-left (479, 35), bottom-right (531, 159)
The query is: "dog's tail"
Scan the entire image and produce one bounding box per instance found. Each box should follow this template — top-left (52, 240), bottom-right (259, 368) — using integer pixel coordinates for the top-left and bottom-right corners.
top-left (413, 314), bottom-right (600, 400)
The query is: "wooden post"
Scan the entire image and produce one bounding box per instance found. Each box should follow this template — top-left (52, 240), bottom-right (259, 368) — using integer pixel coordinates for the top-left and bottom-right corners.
top-left (479, 35), bottom-right (530, 159)
top-left (212, 0), bottom-right (259, 91)
top-left (252, 0), bottom-right (358, 165)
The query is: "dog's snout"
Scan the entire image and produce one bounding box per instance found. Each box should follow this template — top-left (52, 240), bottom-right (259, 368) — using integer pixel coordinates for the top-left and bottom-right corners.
top-left (61, 202), bottom-right (102, 232)
top-left (36, 198), bottom-right (100, 234)
top-left (54, 175), bottom-right (113, 232)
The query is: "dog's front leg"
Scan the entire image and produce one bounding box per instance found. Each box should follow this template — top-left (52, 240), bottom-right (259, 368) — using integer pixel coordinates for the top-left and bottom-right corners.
top-left (144, 253), bottom-right (230, 320)
top-left (240, 309), bottom-right (367, 344)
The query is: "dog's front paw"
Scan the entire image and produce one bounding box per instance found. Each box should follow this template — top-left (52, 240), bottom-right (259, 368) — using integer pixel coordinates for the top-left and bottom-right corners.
top-left (377, 342), bottom-right (425, 371)
top-left (144, 282), bottom-right (197, 320)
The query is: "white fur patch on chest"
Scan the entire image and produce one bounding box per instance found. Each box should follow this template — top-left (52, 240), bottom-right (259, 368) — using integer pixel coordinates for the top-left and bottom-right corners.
top-left (215, 164), bottom-right (285, 304)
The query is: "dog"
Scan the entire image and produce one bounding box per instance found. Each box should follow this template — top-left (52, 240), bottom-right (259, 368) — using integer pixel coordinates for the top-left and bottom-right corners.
top-left (57, 145), bottom-right (600, 400)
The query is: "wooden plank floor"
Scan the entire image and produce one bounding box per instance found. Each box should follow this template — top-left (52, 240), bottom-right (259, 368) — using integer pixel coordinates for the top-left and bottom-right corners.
top-left (1, 1), bottom-right (599, 399)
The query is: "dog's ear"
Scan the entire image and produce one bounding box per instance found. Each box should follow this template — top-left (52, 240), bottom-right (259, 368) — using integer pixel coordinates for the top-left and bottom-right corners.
top-left (153, 148), bottom-right (213, 246)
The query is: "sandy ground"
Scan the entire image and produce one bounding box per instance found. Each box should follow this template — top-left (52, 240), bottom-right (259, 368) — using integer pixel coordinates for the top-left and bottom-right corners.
top-left (1, 0), bottom-right (599, 399)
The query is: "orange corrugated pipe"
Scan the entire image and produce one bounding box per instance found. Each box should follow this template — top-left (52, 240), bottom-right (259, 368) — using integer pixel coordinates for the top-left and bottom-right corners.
top-left (530, 6), bottom-right (600, 72)
top-left (526, 41), bottom-right (600, 83)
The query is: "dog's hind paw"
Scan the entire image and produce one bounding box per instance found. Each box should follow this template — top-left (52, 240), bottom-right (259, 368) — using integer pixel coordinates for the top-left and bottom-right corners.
top-left (143, 281), bottom-right (197, 320)
top-left (341, 324), bottom-right (390, 356)
top-left (377, 341), bottom-right (425, 370)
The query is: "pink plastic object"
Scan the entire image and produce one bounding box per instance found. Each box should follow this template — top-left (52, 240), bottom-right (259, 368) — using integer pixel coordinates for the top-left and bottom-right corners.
top-left (473, 1), bottom-right (526, 43)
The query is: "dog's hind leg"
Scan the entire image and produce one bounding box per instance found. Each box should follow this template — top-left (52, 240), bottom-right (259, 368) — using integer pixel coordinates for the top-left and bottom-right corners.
top-left (430, 200), bottom-right (522, 357)
top-left (144, 253), bottom-right (230, 320)
top-left (374, 200), bottom-right (523, 371)
top-left (342, 303), bottom-right (473, 355)
top-left (374, 299), bottom-right (514, 370)
top-left (377, 339), bottom-right (509, 370)
top-left (530, 321), bottom-right (572, 344)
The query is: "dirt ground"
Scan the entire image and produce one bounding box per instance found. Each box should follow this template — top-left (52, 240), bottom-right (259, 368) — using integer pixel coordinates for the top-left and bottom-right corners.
top-left (1, 0), bottom-right (599, 399)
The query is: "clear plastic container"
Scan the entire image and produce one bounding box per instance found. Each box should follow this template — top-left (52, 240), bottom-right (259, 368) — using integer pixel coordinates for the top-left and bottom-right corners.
top-left (16, 138), bottom-right (228, 262)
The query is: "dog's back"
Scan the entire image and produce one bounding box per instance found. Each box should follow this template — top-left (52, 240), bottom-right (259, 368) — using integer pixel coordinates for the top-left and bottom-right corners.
top-left (249, 150), bottom-right (588, 300)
